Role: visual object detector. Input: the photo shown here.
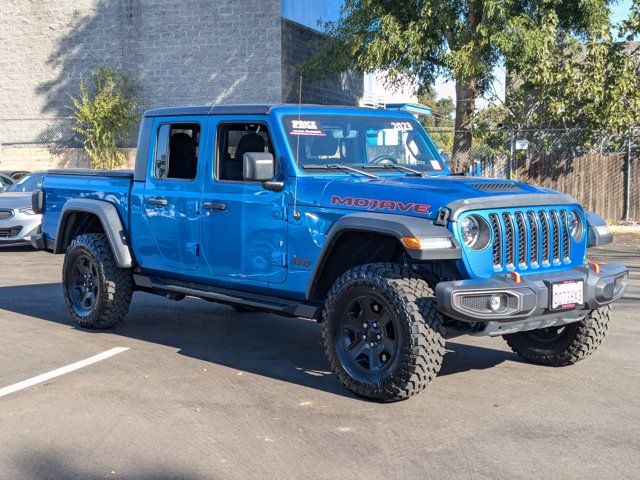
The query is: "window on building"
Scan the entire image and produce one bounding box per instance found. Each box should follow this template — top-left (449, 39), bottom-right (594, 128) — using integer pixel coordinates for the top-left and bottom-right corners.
top-left (217, 123), bottom-right (275, 181)
top-left (154, 123), bottom-right (200, 180)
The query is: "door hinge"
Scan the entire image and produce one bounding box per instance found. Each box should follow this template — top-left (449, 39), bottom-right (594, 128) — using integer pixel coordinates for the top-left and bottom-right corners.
top-left (272, 252), bottom-right (287, 267)
top-left (186, 242), bottom-right (200, 257)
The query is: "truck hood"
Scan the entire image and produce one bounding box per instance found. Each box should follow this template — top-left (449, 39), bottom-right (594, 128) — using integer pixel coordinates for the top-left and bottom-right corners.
top-left (0, 192), bottom-right (31, 209)
top-left (303, 175), bottom-right (563, 220)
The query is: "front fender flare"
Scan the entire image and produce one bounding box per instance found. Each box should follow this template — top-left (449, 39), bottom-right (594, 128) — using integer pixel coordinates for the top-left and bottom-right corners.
top-left (306, 212), bottom-right (461, 300)
top-left (54, 198), bottom-right (133, 268)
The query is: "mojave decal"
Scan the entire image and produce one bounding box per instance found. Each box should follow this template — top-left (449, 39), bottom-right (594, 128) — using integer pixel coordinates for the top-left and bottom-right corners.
top-left (330, 195), bottom-right (431, 215)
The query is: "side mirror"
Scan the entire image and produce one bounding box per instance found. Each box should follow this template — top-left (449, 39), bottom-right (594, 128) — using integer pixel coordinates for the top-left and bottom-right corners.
top-left (243, 152), bottom-right (274, 182)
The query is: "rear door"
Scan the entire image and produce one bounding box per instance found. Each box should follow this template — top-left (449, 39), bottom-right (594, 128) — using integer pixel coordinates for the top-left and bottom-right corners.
top-left (200, 117), bottom-right (288, 284)
top-left (136, 117), bottom-right (208, 272)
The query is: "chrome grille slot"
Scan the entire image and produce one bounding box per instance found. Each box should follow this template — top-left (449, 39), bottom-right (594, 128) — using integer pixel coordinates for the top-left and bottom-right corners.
top-left (560, 210), bottom-right (571, 261)
top-left (502, 213), bottom-right (515, 268)
top-left (489, 213), bottom-right (502, 268)
top-left (515, 212), bottom-right (527, 267)
top-left (550, 210), bottom-right (561, 263)
top-left (0, 209), bottom-right (13, 221)
top-left (539, 211), bottom-right (550, 264)
top-left (527, 211), bottom-right (539, 266)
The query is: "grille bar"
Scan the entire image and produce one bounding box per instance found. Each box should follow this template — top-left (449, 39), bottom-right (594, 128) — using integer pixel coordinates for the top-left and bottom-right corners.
top-left (489, 214), bottom-right (502, 269)
top-left (0, 209), bottom-right (14, 221)
top-left (487, 208), bottom-right (572, 272)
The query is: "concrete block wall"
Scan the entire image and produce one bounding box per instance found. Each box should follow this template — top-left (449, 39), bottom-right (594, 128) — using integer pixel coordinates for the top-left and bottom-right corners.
top-left (0, 0), bottom-right (283, 143)
top-left (281, 18), bottom-right (363, 105)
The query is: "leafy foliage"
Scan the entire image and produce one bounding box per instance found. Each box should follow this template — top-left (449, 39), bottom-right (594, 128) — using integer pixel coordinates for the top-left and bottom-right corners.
top-left (69, 67), bottom-right (138, 170)
top-left (302, 0), bottom-right (622, 171)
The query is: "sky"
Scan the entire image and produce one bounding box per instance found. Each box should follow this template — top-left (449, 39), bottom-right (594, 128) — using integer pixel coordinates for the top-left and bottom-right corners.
top-left (282, 0), bottom-right (635, 104)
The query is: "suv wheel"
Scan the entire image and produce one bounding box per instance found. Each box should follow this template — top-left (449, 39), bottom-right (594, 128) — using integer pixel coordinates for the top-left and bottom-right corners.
top-left (322, 263), bottom-right (445, 402)
top-left (504, 306), bottom-right (611, 366)
top-left (62, 233), bottom-right (133, 329)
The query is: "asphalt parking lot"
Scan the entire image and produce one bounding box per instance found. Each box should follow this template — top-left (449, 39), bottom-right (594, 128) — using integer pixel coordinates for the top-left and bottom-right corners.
top-left (1, 236), bottom-right (639, 480)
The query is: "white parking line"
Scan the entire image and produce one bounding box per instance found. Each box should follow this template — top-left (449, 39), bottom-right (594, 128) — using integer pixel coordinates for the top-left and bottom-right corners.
top-left (0, 347), bottom-right (130, 398)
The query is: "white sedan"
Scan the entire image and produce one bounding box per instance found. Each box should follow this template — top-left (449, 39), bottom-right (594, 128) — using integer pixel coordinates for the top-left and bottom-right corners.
top-left (0, 172), bottom-right (44, 247)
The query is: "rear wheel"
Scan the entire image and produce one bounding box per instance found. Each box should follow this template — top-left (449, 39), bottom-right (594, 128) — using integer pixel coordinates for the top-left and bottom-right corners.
top-left (62, 233), bottom-right (133, 329)
top-left (504, 306), bottom-right (611, 366)
top-left (322, 263), bottom-right (445, 402)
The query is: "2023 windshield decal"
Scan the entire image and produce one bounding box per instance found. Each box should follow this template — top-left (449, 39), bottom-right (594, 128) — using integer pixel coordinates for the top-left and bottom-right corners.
top-left (331, 195), bottom-right (430, 215)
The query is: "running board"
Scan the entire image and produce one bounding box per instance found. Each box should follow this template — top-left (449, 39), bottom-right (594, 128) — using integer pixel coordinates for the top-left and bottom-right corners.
top-left (133, 274), bottom-right (321, 320)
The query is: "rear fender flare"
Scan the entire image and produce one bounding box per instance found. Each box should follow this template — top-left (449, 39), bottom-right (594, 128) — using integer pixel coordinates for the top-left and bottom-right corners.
top-left (54, 198), bottom-right (133, 268)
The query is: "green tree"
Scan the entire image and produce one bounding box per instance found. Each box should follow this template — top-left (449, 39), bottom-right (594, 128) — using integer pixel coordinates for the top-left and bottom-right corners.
top-left (417, 86), bottom-right (455, 156)
top-left (303, 0), bottom-right (615, 171)
top-left (496, 11), bottom-right (640, 134)
top-left (69, 66), bottom-right (139, 170)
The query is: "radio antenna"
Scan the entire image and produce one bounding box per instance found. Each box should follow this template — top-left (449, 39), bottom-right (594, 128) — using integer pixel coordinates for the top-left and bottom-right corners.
top-left (292, 75), bottom-right (303, 220)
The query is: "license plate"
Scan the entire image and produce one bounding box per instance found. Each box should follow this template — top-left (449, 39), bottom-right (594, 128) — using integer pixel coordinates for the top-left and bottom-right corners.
top-left (550, 280), bottom-right (584, 310)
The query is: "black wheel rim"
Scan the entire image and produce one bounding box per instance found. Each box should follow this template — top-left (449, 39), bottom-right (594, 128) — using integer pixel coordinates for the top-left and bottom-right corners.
top-left (527, 326), bottom-right (566, 342)
top-left (336, 293), bottom-right (399, 378)
top-left (67, 254), bottom-right (100, 316)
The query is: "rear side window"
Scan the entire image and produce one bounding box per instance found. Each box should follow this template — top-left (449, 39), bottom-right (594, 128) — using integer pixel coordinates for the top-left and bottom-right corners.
top-left (217, 123), bottom-right (275, 182)
top-left (154, 123), bottom-right (200, 180)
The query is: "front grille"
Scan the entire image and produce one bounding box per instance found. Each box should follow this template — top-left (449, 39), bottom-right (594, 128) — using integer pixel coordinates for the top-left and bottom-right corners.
top-left (0, 226), bottom-right (22, 238)
top-left (0, 209), bottom-right (13, 221)
top-left (486, 208), bottom-right (574, 273)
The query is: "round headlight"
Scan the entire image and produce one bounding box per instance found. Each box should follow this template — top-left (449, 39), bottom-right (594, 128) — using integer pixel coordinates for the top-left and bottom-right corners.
top-left (569, 211), bottom-right (582, 240)
top-left (460, 216), bottom-right (480, 247)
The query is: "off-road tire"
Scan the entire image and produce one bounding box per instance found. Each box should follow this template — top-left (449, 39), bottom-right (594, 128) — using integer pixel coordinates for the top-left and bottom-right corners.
top-left (504, 306), bottom-right (611, 366)
top-left (62, 233), bottom-right (133, 329)
top-left (322, 263), bottom-right (445, 402)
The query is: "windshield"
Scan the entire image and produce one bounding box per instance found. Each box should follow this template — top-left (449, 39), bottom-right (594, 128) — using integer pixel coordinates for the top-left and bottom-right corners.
top-left (8, 173), bottom-right (43, 192)
top-left (282, 115), bottom-right (445, 173)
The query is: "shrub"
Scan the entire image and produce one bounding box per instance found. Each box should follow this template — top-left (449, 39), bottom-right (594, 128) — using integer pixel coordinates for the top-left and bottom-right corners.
top-left (69, 66), bottom-right (139, 170)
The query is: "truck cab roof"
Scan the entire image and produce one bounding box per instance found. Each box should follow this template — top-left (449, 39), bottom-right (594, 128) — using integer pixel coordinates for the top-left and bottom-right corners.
top-left (143, 104), bottom-right (410, 118)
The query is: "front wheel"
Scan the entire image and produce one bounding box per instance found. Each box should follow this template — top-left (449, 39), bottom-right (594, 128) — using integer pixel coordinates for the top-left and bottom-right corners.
top-left (504, 306), bottom-right (611, 366)
top-left (62, 233), bottom-right (133, 329)
top-left (322, 263), bottom-right (445, 402)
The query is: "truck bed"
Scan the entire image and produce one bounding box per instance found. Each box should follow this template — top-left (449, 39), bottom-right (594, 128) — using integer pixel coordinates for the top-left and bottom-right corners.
top-left (41, 170), bottom-right (134, 245)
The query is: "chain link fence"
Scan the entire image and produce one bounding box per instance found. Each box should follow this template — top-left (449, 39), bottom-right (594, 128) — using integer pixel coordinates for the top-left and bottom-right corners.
top-left (0, 116), bottom-right (138, 148)
top-left (428, 127), bottom-right (639, 221)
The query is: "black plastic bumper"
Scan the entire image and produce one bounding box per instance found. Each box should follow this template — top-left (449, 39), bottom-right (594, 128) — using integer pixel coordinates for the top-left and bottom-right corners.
top-left (435, 263), bottom-right (628, 336)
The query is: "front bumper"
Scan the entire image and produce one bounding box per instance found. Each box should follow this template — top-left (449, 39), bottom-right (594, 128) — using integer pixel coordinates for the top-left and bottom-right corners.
top-left (0, 212), bottom-right (41, 246)
top-left (435, 263), bottom-right (628, 337)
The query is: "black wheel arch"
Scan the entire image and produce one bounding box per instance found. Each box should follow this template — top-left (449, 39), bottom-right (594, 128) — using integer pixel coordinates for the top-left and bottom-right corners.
top-left (306, 213), bottom-right (461, 303)
top-left (54, 198), bottom-right (133, 268)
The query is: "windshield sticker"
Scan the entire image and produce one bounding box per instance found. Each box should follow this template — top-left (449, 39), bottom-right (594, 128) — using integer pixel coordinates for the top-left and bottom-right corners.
top-left (289, 119), bottom-right (326, 136)
top-left (430, 160), bottom-right (442, 170)
top-left (390, 121), bottom-right (413, 131)
top-left (331, 195), bottom-right (430, 215)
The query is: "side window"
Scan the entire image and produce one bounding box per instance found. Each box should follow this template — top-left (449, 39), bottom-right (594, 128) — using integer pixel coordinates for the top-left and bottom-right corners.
top-left (217, 123), bottom-right (275, 181)
top-left (154, 123), bottom-right (200, 180)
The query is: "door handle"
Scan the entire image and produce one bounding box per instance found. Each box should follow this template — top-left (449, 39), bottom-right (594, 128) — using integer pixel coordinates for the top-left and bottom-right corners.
top-left (148, 197), bottom-right (168, 207)
top-left (203, 201), bottom-right (227, 211)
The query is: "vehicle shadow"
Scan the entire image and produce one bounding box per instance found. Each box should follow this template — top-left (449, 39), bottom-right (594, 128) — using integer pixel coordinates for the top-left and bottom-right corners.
top-left (0, 282), bottom-right (517, 398)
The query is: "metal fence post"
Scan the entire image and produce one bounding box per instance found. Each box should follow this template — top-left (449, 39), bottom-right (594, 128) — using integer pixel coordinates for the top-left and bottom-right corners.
top-left (508, 131), bottom-right (515, 180)
top-left (624, 128), bottom-right (633, 221)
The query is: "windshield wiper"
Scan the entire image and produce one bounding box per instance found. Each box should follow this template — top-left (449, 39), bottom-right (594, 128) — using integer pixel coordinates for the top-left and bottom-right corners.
top-left (303, 164), bottom-right (379, 179)
top-left (362, 164), bottom-right (425, 177)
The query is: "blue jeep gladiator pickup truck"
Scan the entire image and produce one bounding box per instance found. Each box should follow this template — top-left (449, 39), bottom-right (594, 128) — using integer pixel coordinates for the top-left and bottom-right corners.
top-left (32, 104), bottom-right (628, 402)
